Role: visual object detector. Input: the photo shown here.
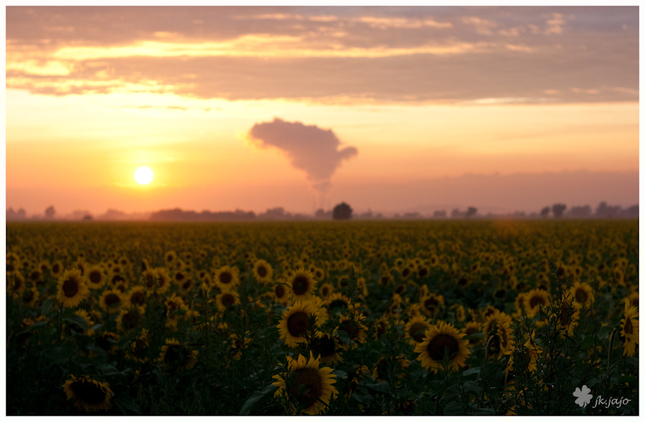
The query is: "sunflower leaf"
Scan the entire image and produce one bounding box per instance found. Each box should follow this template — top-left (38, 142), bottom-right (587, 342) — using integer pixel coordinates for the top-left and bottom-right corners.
top-left (443, 400), bottom-right (464, 416)
top-left (63, 314), bottom-right (88, 331)
top-left (366, 382), bottom-right (390, 394)
top-left (239, 384), bottom-right (278, 416)
top-left (41, 298), bottom-right (55, 315)
top-left (114, 392), bottom-right (140, 415)
top-left (462, 367), bottom-right (481, 378)
top-left (16, 320), bottom-right (47, 335)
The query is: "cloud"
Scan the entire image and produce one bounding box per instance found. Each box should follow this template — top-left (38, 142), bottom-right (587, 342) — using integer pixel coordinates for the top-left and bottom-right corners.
top-left (247, 118), bottom-right (357, 193)
top-left (5, 6), bottom-right (639, 105)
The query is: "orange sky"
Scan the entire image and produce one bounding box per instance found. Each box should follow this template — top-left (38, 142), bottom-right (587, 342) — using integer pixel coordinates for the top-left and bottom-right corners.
top-left (5, 6), bottom-right (639, 217)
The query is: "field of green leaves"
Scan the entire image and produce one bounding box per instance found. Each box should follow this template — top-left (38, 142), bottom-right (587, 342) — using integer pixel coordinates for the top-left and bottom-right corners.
top-left (6, 219), bottom-right (639, 415)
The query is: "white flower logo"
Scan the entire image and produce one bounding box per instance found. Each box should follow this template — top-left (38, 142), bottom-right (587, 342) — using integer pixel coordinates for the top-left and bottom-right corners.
top-left (573, 385), bottom-right (593, 407)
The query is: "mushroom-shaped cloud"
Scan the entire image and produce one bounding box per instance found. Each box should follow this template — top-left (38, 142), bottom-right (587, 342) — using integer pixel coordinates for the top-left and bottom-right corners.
top-left (247, 118), bottom-right (358, 193)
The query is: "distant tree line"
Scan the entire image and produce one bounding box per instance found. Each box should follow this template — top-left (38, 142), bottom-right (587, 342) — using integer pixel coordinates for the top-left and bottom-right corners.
top-left (6, 201), bottom-right (639, 222)
top-left (537, 202), bottom-right (638, 219)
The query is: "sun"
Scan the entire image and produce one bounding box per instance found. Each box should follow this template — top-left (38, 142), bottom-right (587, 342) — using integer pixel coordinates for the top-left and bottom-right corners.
top-left (134, 166), bottom-right (154, 185)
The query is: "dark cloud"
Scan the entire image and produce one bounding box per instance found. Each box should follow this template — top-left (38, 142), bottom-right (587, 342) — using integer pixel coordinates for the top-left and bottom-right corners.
top-left (247, 118), bottom-right (357, 193)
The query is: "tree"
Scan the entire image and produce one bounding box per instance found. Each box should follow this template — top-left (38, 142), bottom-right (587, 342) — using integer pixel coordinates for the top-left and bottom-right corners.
top-left (44, 206), bottom-right (56, 219)
top-left (332, 202), bottom-right (353, 220)
top-left (552, 203), bottom-right (566, 218)
top-left (465, 206), bottom-right (478, 218)
top-left (568, 205), bottom-right (591, 218)
top-left (432, 210), bottom-right (447, 219)
top-left (540, 206), bottom-right (550, 218)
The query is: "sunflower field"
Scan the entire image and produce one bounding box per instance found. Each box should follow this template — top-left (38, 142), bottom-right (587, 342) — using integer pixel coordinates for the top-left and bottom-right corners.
top-left (6, 219), bottom-right (639, 415)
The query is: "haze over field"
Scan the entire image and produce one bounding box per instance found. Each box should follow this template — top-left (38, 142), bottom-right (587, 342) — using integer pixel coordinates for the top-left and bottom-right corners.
top-left (5, 6), bottom-right (639, 216)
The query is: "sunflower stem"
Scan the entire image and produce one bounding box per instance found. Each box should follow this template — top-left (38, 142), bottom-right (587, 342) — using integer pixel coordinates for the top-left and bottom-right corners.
top-left (484, 335), bottom-right (495, 361)
top-left (607, 328), bottom-right (618, 373)
top-left (57, 302), bottom-right (64, 344)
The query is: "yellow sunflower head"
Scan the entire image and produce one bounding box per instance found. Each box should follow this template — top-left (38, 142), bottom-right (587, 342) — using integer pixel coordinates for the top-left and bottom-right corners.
top-left (569, 281), bottom-right (595, 308)
top-left (621, 299), bottom-right (639, 357)
top-left (415, 321), bottom-right (471, 373)
top-left (99, 289), bottom-right (124, 313)
top-left (21, 286), bottom-right (39, 307)
top-left (272, 352), bottom-right (338, 415)
top-left (272, 280), bottom-right (291, 305)
top-left (213, 265), bottom-right (240, 291)
top-left (127, 286), bottom-right (147, 310)
top-left (215, 290), bottom-right (241, 312)
top-left (324, 292), bottom-right (351, 315)
top-left (278, 301), bottom-right (319, 348)
top-left (405, 315), bottom-right (432, 346)
top-left (419, 293), bottom-right (445, 318)
top-left (309, 331), bottom-right (343, 365)
top-left (85, 265), bottom-right (106, 290)
top-left (159, 338), bottom-right (199, 371)
top-left (524, 289), bottom-right (550, 318)
top-left (289, 270), bottom-right (317, 299)
top-left (57, 269), bottom-right (89, 308)
top-left (253, 259), bottom-right (273, 284)
top-left (63, 375), bottom-right (113, 413)
top-left (318, 282), bottom-right (334, 298)
top-left (116, 307), bottom-right (143, 332)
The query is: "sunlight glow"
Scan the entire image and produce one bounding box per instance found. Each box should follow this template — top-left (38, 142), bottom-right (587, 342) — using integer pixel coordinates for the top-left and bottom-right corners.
top-left (134, 166), bottom-right (154, 185)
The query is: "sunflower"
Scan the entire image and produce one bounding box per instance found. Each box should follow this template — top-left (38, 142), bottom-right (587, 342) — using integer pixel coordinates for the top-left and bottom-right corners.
top-left (227, 333), bottom-right (251, 361)
top-left (176, 271), bottom-right (195, 294)
top-left (7, 271), bottom-right (25, 298)
top-left (85, 265), bottom-right (106, 290)
top-left (215, 290), bottom-right (241, 312)
top-left (155, 268), bottom-right (172, 293)
top-left (289, 270), bottom-right (317, 300)
top-left (569, 281), bottom-right (594, 308)
top-left (164, 251), bottom-right (177, 266)
top-left (324, 292), bottom-right (351, 314)
top-left (72, 309), bottom-right (94, 336)
top-left (253, 259), bottom-right (273, 284)
top-left (462, 321), bottom-right (482, 345)
top-left (557, 296), bottom-right (580, 337)
top-left (405, 315), bottom-right (432, 346)
top-left (372, 354), bottom-right (410, 383)
top-left (419, 293), bottom-right (445, 318)
top-left (63, 375), bottom-right (113, 413)
top-left (371, 317), bottom-right (389, 340)
top-left (126, 330), bottom-right (149, 363)
top-left (415, 321), bottom-right (471, 373)
top-left (272, 352), bottom-right (338, 415)
top-left (213, 265), bottom-right (240, 291)
top-left (126, 286), bottom-right (147, 310)
top-left (99, 289), bottom-right (124, 313)
top-left (51, 261), bottom-right (64, 277)
top-left (309, 331), bottom-right (343, 365)
top-left (116, 307), bottom-right (143, 332)
top-left (337, 312), bottom-right (368, 348)
top-left (141, 268), bottom-right (158, 291)
top-left (621, 299), bottom-right (639, 357)
top-left (159, 338), bottom-right (198, 370)
top-left (486, 312), bottom-right (515, 359)
top-left (21, 286), bottom-right (39, 307)
top-left (165, 294), bottom-right (188, 322)
top-left (310, 265), bottom-right (325, 281)
top-left (278, 301), bottom-right (320, 348)
top-left (272, 280), bottom-right (291, 305)
top-left (524, 289), bottom-right (550, 318)
top-left (57, 269), bottom-right (89, 308)
top-left (319, 282), bottom-right (334, 298)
